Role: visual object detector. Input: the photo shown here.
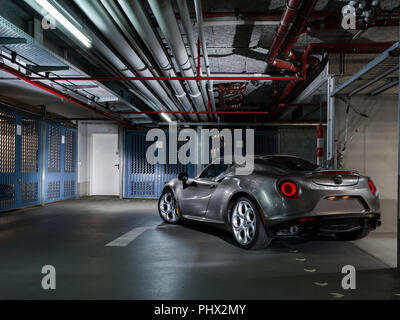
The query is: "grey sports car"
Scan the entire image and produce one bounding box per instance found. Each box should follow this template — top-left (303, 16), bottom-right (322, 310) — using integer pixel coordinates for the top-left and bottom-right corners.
top-left (158, 155), bottom-right (381, 249)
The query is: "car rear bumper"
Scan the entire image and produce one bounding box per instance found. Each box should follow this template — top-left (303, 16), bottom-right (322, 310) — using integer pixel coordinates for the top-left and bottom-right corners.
top-left (266, 213), bottom-right (381, 239)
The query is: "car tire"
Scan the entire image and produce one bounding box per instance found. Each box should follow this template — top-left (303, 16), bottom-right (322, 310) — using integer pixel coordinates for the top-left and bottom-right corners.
top-left (158, 189), bottom-right (181, 224)
top-left (335, 228), bottom-right (370, 241)
top-left (230, 197), bottom-right (272, 250)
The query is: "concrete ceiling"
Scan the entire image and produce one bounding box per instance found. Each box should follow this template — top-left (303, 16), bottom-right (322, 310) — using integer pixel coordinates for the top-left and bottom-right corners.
top-left (0, 0), bottom-right (399, 124)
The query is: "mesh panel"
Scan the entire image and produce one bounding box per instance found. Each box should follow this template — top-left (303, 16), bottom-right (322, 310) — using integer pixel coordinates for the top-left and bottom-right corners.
top-left (64, 130), bottom-right (75, 173)
top-left (64, 180), bottom-right (75, 197)
top-left (21, 182), bottom-right (38, 203)
top-left (164, 140), bottom-right (188, 175)
top-left (47, 181), bottom-right (60, 199)
top-left (131, 135), bottom-right (155, 174)
top-left (131, 181), bottom-right (155, 196)
top-left (22, 119), bottom-right (39, 173)
top-left (0, 108), bottom-right (16, 173)
top-left (0, 184), bottom-right (14, 208)
top-left (48, 126), bottom-right (61, 172)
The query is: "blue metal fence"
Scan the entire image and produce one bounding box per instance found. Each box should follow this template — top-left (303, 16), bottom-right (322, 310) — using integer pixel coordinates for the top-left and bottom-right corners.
top-left (124, 129), bottom-right (276, 199)
top-left (44, 122), bottom-right (77, 203)
top-left (125, 131), bottom-right (195, 198)
top-left (0, 105), bottom-right (77, 211)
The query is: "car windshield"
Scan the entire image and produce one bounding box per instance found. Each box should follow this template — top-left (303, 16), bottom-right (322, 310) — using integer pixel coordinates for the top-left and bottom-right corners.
top-left (256, 156), bottom-right (319, 171)
top-left (199, 163), bottom-right (230, 179)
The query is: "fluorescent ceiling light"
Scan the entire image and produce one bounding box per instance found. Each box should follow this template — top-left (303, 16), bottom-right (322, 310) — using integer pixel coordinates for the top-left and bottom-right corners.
top-left (161, 112), bottom-right (172, 122)
top-left (34, 0), bottom-right (92, 48)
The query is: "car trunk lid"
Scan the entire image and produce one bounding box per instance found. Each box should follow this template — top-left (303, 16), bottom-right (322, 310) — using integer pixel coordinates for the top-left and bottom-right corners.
top-left (311, 171), bottom-right (359, 187)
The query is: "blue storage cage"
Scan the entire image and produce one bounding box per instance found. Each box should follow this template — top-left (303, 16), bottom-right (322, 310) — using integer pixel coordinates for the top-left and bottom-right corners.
top-left (125, 131), bottom-right (195, 198)
top-left (0, 104), bottom-right (78, 212)
top-left (0, 105), bottom-right (42, 211)
top-left (44, 122), bottom-right (77, 203)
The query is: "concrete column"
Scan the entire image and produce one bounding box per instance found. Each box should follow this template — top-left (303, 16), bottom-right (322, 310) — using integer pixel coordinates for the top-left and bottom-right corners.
top-left (118, 126), bottom-right (125, 199)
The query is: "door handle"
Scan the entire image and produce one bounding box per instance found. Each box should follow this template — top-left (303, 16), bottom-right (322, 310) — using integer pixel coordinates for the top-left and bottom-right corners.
top-left (114, 164), bottom-right (120, 170)
top-left (210, 184), bottom-right (216, 189)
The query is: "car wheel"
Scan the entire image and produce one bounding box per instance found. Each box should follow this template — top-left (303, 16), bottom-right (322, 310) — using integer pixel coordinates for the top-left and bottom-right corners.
top-left (336, 228), bottom-right (370, 241)
top-left (158, 190), bottom-right (180, 224)
top-left (230, 197), bottom-right (272, 250)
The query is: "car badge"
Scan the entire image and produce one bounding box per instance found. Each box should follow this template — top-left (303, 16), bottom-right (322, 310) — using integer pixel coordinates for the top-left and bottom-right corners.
top-left (334, 175), bottom-right (343, 185)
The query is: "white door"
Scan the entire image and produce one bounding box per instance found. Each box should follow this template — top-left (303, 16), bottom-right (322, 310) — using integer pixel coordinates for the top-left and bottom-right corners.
top-left (91, 134), bottom-right (119, 196)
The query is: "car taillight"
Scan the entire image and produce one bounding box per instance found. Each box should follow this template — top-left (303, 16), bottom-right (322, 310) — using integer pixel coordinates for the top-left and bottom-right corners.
top-left (279, 181), bottom-right (299, 198)
top-left (368, 180), bottom-right (376, 195)
top-left (322, 171), bottom-right (353, 175)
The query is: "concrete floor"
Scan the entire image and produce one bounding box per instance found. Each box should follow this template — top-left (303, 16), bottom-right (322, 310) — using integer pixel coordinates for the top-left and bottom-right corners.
top-left (0, 198), bottom-right (399, 300)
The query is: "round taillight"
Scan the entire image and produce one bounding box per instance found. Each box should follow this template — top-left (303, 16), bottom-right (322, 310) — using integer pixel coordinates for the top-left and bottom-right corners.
top-left (279, 181), bottom-right (299, 198)
top-left (368, 180), bottom-right (376, 195)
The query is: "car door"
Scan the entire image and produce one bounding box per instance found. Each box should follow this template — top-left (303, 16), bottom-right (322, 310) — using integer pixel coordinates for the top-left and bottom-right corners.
top-left (179, 163), bottom-right (229, 216)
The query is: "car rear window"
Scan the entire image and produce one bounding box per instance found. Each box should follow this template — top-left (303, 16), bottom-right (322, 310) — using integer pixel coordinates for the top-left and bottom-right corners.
top-left (256, 156), bottom-right (319, 171)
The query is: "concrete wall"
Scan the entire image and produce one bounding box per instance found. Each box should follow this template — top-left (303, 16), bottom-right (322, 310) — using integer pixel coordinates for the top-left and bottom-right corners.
top-left (278, 126), bottom-right (325, 164)
top-left (77, 121), bottom-right (119, 197)
top-left (336, 95), bottom-right (398, 232)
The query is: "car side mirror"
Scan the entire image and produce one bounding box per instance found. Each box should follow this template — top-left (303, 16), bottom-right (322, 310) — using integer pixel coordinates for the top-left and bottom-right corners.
top-left (178, 172), bottom-right (189, 183)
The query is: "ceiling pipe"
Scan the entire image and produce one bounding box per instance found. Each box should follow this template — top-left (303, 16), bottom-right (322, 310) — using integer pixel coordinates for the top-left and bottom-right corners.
top-left (194, 0), bottom-right (217, 116)
top-left (155, 121), bottom-right (327, 127)
top-left (73, 0), bottom-right (181, 121)
top-left (99, 0), bottom-right (186, 121)
top-left (176, 0), bottom-right (211, 120)
top-left (147, 0), bottom-right (209, 121)
top-left (176, 11), bottom-right (332, 19)
top-left (38, 75), bottom-right (302, 81)
top-left (117, 0), bottom-right (198, 122)
top-left (271, 59), bottom-right (298, 72)
top-left (0, 62), bottom-right (130, 128)
top-left (267, 0), bottom-right (303, 64)
top-left (116, 111), bottom-right (269, 115)
top-left (280, 0), bottom-right (319, 59)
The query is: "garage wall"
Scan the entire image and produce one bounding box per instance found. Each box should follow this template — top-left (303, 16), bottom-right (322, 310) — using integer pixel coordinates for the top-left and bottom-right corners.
top-left (77, 121), bottom-right (119, 197)
top-left (279, 126), bottom-right (324, 164)
top-left (336, 95), bottom-right (398, 232)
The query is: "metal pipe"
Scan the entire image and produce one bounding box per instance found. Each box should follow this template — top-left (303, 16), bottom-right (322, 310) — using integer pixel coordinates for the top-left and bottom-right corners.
top-left (0, 62), bottom-right (130, 128)
top-left (73, 0), bottom-right (180, 120)
top-left (327, 77), bottom-right (336, 168)
top-left (280, 0), bottom-right (319, 58)
top-left (271, 42), bottom-right (394, 117)
top-left (267, 0), bottom-right (303, 63)
top-left (194, 0), bottom-right (217, 114)
top-left (148, 0), bottom-right (208, 120)
top-left (177, 0), bottom-right (211, 119)
top-left (116, 111), bottom-right (269, 115)
top-left (117, 0), bottom-right (198, 121)
top-left (99, 0), bottom-right (185, 121)
top-left (36, 76), bottom-right (303, 81)
top-left (271, 59), bottom-right (298, 72)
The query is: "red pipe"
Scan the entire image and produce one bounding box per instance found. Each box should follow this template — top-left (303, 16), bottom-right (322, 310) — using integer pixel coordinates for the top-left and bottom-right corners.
top-left (0, 62), bottom-right (131, 128)
top-left (271, 42), bottom-right (393, 118)
top-left (271, 58), bottom-right (298, 72)
top-left (175, 11), bottom-right (333, 19)
top-left (267, 0), bottom-right (303, 64)
top-left (280, 0), bottom-right (319, 58)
